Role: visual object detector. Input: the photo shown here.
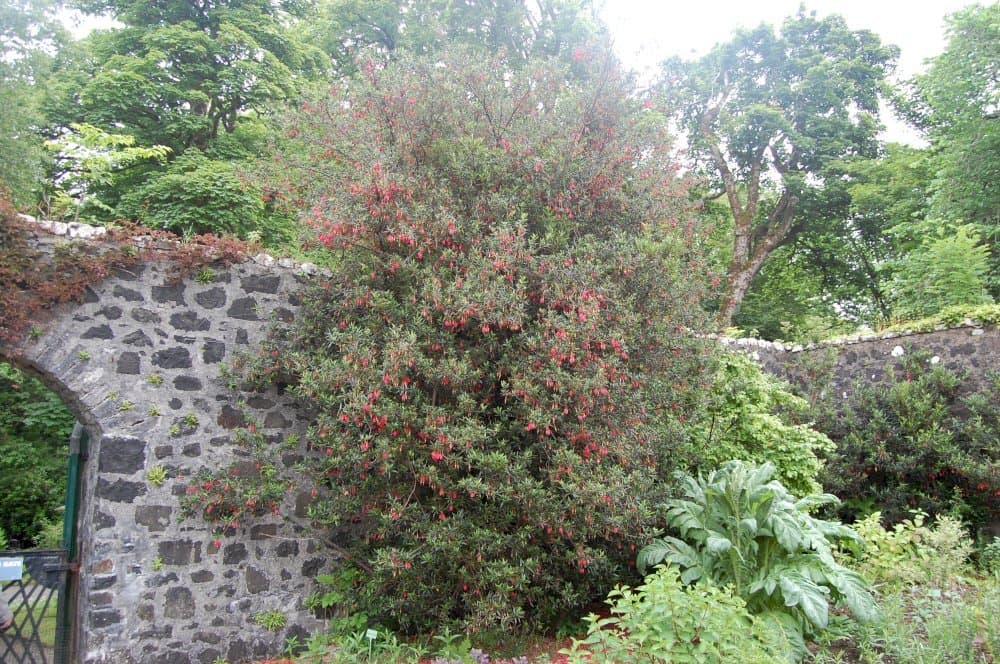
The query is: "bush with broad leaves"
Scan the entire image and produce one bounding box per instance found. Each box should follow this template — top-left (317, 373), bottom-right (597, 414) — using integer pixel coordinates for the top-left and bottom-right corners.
top-left (639, 460), bottom-right (880, 657)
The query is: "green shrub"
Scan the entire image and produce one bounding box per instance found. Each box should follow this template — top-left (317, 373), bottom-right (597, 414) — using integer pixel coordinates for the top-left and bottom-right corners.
top-left (0, 363), bottom-right (74, 546)
top-left (118, 149), bottom-right (293, 244)
top-left (681, 352), bottom-right (833, 496)
top-left (846, 511), bottom-right (973, 590)
top-left (891, 224), bottom-right (993, 320)
top-left (814, 353), bottom-right (999, 534)
top-left (563, 565), bottom-right (785, 663)
top-left (0, 525), bottom-right (8, 549)
top-left (639, 461), bottom-right (880, 656)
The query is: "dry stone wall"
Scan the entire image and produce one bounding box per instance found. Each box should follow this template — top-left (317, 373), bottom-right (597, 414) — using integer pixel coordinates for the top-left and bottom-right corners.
top-left (2, 220), bottom-right (328, 663)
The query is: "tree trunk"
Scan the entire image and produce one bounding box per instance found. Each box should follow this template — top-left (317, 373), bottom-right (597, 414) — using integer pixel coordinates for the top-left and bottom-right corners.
top-left (715, 191), bottom-right (799, 330)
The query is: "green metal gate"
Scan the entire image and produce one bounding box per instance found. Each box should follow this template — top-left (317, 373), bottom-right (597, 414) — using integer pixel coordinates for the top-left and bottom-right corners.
top-left (0, 423), bottom-right (86, 664)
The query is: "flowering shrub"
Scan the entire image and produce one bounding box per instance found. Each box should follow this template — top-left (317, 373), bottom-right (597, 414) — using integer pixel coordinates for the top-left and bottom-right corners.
top-left (212, 48), bottom-right (716, 634)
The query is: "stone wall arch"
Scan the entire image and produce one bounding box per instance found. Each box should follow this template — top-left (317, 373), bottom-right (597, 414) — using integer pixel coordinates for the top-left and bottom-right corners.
top-left (2, 230), bottom-right (326, 663)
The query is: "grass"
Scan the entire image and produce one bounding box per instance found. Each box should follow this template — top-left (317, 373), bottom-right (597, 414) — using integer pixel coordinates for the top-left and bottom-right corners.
top-left (9, 589), bottom-right (59, 647)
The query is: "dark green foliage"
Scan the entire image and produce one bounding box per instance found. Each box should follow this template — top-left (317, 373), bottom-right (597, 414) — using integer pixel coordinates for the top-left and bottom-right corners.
top-left (814, 352), bottom-right (1000, 534)
top-left (0, 363), bottom-right (74, 547)
top-left (64, 0), bottom-right (326, 154)
top-left (36, 0), bottom-right (325, 236)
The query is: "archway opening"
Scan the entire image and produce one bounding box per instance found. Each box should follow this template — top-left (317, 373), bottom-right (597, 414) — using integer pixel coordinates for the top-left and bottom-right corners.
top-left (1, 360), bottom-right (85, 664)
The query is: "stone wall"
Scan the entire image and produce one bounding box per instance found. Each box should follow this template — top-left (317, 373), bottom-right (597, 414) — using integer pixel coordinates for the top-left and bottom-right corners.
top-left (1, 220), bottom-right (327, 663)
top-left (719, 324), bottom-right (999, 401)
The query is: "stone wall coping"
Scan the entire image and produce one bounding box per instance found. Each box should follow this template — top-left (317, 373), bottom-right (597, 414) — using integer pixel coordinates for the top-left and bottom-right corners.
top-left (18, 213), bottom-right (994, 337)
top-left (711, 323), bottom-right (995, 353)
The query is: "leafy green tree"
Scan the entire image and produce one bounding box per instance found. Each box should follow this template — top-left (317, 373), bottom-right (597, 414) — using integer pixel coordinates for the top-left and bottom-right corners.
top-left (732, 243), bottom-right (847, 341)
top-left (0, 363), bottom-right (75, 547)
top-left (44, 123), bottom-right (170, 221)
top-left (190, 48), bottom-right (714, 634)
top-left (0, 0), bottom-right (66, 207)
top-left (735, 144), bottom-right (937, 338)
top-left (35, 0), bottom-right (325, 237)
top-left (660, 9), bottom-right (898, 328)
top-left (63, 0), bottom-right (327, 153)
top-left (311, 0), bottom-right (608, 77)
top-left (902, 4), bottom-right (999, 296)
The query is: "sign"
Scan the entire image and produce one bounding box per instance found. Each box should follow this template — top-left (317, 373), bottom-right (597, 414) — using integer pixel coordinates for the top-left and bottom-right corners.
top-left (0, 557), bottom-right (23, 581)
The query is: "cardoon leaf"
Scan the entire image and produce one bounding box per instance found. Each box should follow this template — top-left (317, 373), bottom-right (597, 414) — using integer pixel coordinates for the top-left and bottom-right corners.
top-left (770, 510), bottom-right (805, 552)
top-left (636, 540), bottom-right (672, 574)
top-left (706, 534), bottom-right (733, 555)
top-left (826, 566), bottom-right (881, 624)
top-left (738, 517), bottom-right (758, 537)
top-left (778, 572), bottom-right (829, 630)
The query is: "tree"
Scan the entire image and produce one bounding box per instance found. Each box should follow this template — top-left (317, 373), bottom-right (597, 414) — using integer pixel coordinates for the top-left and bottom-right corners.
top-left (62, 0), bottom-right (327, 153)
top-left (0, 0), bottom-right (66, 207)
top-left (891, 224), bottom-right (993, 319)
top-left (310, 0), bottom-right (608, 77)
top-left (659, 9), bottom-right (898, 328)
top-left (190, 47), bottom-right (715, 633)
top-left (902, 4), bottom-right (1000, 297)
top-left (38, 0), bottom-right (327, 237)
top-left (43, 122), bottom-right (170, 221)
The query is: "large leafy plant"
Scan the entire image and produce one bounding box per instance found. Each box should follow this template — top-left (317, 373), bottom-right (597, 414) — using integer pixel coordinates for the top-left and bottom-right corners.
top-left (639, 461), bottom-right (879, 654)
